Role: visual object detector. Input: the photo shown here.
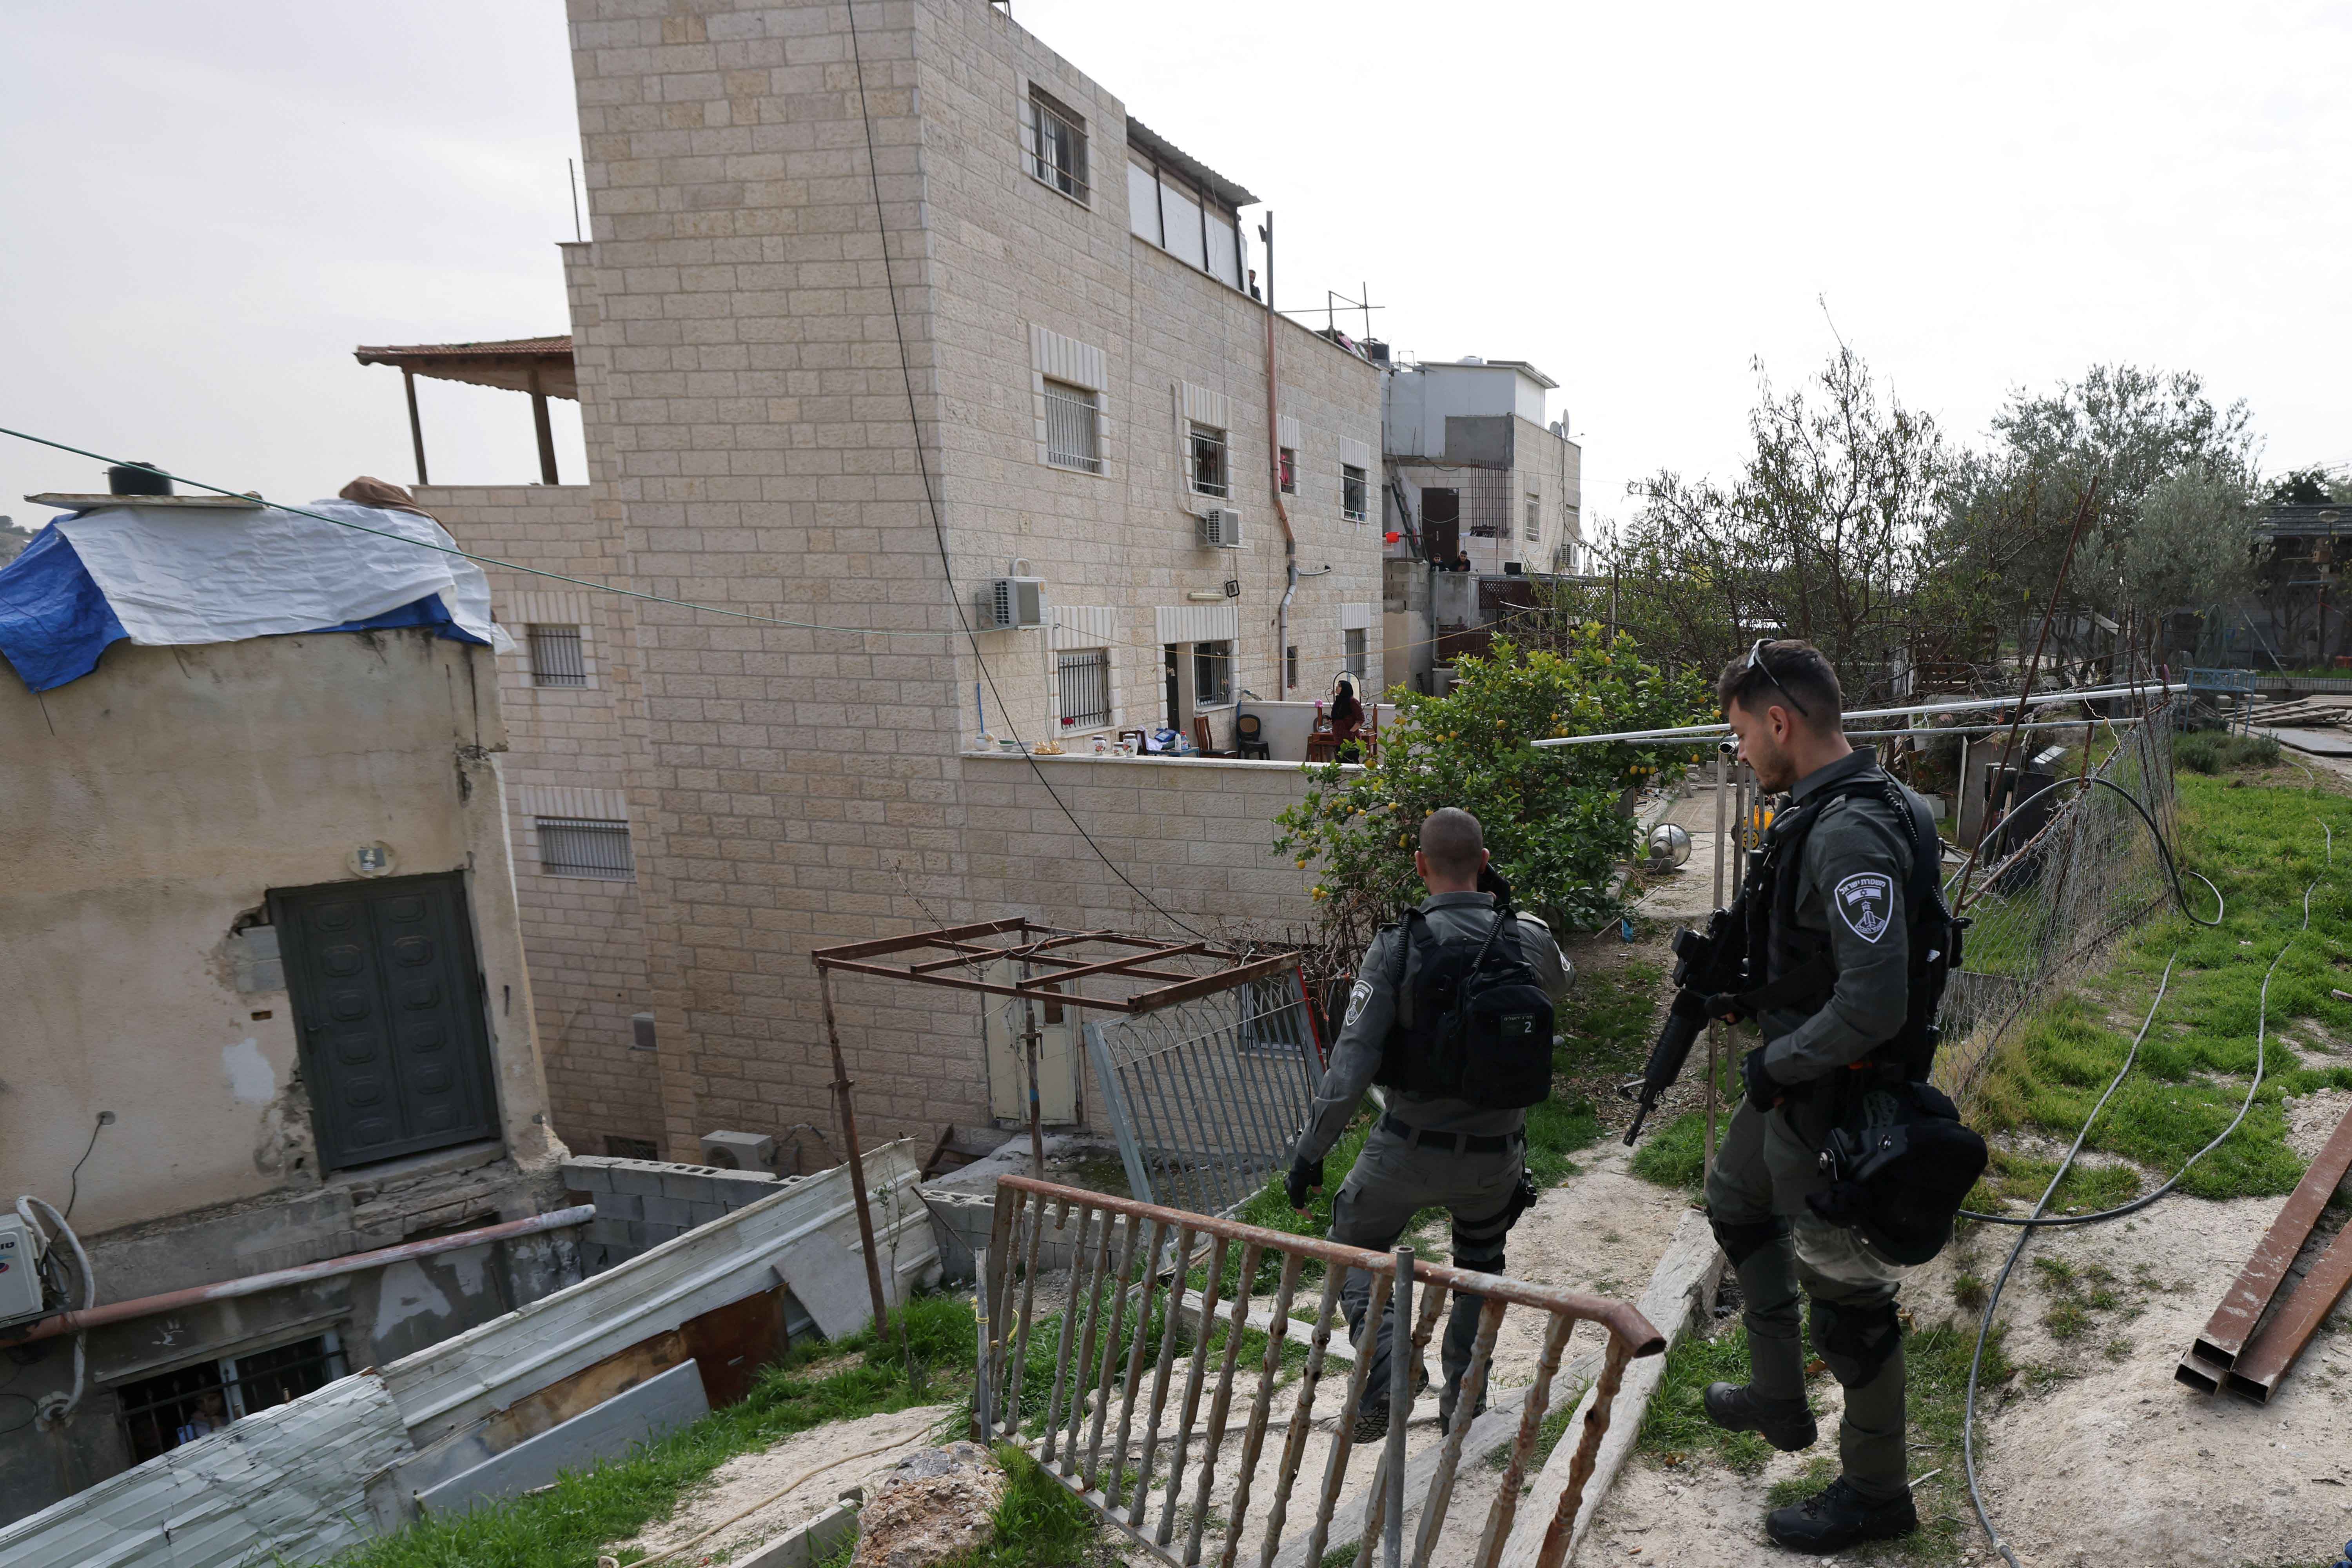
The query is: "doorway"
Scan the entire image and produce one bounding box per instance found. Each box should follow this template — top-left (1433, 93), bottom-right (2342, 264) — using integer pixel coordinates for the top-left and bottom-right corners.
top-left (273, 872), bottom-right (501, 1170)
top-left (1163, 644), bottom-right (1181, 730)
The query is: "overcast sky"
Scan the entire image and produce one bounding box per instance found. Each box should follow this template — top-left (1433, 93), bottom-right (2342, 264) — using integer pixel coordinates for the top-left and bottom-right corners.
top-left (4, 1), bottom-right (2347, 540)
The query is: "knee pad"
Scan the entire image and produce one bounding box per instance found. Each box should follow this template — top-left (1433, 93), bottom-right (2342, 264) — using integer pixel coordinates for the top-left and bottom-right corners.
top-left (1450, 1224), bottom-right (1507, 1277)
top-left (1710, 1214), bottom-right (1791, 1269)
top-left (1810, 1296), bottom-right (1902, 1383)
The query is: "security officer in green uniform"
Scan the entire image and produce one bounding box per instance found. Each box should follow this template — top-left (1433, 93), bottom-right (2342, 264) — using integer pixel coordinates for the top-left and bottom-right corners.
top-left (1703, 639), bottom-right (1936, 1553)
top-left (1283, 808), bottom-right (1571, 1436)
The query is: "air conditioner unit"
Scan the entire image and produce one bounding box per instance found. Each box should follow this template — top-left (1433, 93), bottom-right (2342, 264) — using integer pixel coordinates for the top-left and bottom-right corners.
top-left (977, 576), bottom-right (1047, 630)
top-left (1198, 508), bottom-right (1244, 549)
top-left (699, 1129), bottom-right (777, 1171)
top-left (0, 1210), bottom-right (46, 1327)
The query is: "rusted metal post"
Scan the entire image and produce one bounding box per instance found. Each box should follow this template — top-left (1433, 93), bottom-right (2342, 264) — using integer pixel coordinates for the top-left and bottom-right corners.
top-left (818, 965), bottom-right (897, 1345)
top-left (1385, 1245), bottom-right (1413, 1568)
top-left (528, 362), bottom-right (560, 484)
top-left (1533, 1332), bottom-right (1636, 1568)
top-left (401, 366), bottom-right (428, 486)
top-left (1706, 742), bottom-right (1728, 1171)
top-left (1022, 993), bottom-right (1048, 1174)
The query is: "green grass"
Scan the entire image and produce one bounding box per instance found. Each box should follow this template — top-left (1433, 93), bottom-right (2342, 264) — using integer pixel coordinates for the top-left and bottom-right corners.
top-left (333, 1296), bottom-right (980, 1568)
top-left (1974, 770), bottom-right (2352, 1199)
top-left (1628, 1108), bottom-right (1708, 1189)
top-left (1557, 958), bottom-right (1666, 1081)
top-left (2173, 730), bottom-right (2282, 773)
top-left (1636, 1316), bottom-right (2002, 1563)
top-left (1635, 1321), bottom-right (1772, 1474)
top-left (956, 1443), bottom-right (1097, 1568)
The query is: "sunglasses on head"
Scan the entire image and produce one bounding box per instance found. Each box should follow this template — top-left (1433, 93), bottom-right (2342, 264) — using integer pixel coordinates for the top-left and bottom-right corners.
top-left (1744, 639), bottom-right (1810, 719)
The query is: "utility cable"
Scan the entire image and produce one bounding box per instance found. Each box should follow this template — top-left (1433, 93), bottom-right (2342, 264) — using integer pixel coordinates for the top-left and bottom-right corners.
top-left (62, 1111), bottom-right (108, 1221)
top-left (1959, 825), bottom-right (2330, 1565)
top-left (1952, 772), bottom-right (2223, 929)
top-left (841, 0), bottom-right (1204, 940)
top-left (0, 427), bottom-right (948, 641)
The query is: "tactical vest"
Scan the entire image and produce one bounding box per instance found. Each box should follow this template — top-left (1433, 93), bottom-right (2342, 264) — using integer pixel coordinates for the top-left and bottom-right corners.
top-left (1736, 768), bottom-right (1960, 1085)
top-left (1374, 906), bottom-right (1556, 1110)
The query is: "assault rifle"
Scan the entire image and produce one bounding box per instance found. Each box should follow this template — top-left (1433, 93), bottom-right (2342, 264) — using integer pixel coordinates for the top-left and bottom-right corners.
top-left (1621, 905), bottom-right (1748, 1145)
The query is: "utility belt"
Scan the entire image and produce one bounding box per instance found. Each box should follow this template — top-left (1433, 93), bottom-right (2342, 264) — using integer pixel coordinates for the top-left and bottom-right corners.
top-left (1378, 1112), bottom-right (1524, 1155)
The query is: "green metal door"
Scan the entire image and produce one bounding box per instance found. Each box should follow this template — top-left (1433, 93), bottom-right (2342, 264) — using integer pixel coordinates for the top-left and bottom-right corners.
top-left (274, 873), bottom-right (501, 1170)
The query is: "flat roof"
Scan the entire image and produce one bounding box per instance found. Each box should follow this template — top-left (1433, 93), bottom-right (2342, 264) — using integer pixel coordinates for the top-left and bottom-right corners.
top-left (1422, 357), bottom-right (1559, 390)
top-left (1125, 118), bottom-right (1258, 211)
top-left (354, 336), bottom-right (577, 399)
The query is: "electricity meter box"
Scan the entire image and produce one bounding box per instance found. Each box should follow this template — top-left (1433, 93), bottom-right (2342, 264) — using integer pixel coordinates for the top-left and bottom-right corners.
top-left (0, 1211), bottom-right (46, 1326)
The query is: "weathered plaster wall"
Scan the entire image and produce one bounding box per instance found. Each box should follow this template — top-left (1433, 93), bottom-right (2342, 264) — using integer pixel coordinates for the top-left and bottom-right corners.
top-left (0, 632), bottom-right (561, 1232)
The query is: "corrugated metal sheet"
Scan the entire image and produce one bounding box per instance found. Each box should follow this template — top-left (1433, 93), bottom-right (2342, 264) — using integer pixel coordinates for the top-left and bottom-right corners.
top-left (0, 1372), bottom-right (411, 1568)
top-left (385, 1141), bottom-right (935, 1448)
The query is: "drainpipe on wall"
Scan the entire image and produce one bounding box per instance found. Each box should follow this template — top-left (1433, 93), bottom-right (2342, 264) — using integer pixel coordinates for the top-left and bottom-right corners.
top-left (1262, 211), bottom-right (1298, 692)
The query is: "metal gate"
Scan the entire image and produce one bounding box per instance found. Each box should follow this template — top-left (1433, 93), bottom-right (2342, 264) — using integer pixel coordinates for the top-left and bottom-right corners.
top-left (1085, 967), bottom-right (1323, 1216)
top-left (976, 1174), bottom-right (1664, 1568)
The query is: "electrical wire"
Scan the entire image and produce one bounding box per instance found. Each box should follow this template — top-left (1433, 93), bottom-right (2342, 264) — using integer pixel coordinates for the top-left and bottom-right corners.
top-left (841, 0), bottom-right (1203, 940)
top-left (62, 1112), bottom-right (107, 1222)
top-left (0, 427), bottom-right (954, 641)
top-left (1959, 825), bottom-right (2330, 1566)
top-left (1951, 772), bottom-right (2223, 929)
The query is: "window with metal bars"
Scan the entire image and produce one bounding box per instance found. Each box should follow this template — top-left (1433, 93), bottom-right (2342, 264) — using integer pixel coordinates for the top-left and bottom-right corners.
top-left (1056, 648), bottom-right (1111, 730)
top-left (537, 817), bottom-right (635, 880)
top-left (1041, 379), bottom-right (1102, 473)
top-left (1189, 423), bottom-right (1229, 498)
top-left (1023, 89), bottom-right (1088, 203)
top-left (1279, 446), bottom-right (1297, 494)
top-left (605, 1134), bottom-right (659, 1159)
top-left (1193, 640), bottom-right (1232, 706)
top-left (114, 1332), bottom-right (348, 1463)
top-left (527, 624), bottom-right (587, 686)
top-left (1345, 628), bottom-right (1367, 678)
top-left (1524, 492), bottom-right (1543, 542)
top-left (1341, 464), bottom-right (1368, 521)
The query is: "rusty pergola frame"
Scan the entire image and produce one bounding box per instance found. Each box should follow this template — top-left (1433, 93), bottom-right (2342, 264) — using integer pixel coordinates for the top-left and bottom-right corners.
top-left (806, 920), bottom-right (1310, 1351)
top-left (811, 918), bottom-right (1301, 1014)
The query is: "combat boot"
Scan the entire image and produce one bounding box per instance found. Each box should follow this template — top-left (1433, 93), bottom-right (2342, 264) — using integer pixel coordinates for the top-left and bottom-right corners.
top-left (1701, 1381), bottom-right (1817, 1451)
top-left (1764, 1476), bottom-right (1917, 1554)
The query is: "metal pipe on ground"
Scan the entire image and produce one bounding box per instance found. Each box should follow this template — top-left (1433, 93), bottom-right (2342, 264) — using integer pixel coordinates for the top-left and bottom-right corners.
top-left (4, 1204), bottom-right (595, 1345)
top-left (2178, 1100), bottom-right (2352, 1394)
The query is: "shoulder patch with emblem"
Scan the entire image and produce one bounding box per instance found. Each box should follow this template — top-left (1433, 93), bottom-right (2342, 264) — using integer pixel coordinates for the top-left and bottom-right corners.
top-left (1833, 871), bottom-right (1895, 943)
top-left (1343, 979), bottom-right (1376, 1026)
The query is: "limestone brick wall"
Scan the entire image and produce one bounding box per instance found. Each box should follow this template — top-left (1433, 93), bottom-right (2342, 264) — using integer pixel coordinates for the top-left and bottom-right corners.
top-left (545, 0), bottom-right (1380, 1161)
top-left (916, 0), bottom-right (1385, 744)
top-left (415, 481), bottom-right (662, 1156)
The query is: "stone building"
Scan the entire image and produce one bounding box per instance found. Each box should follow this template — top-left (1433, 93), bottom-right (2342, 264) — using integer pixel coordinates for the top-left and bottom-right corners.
top-left (0, 493), bottom-right (575, 1524)
top-left (391, 0), bottom-right (1386, 1166)
top-left (1380, 356), bottom-right (1582, 695)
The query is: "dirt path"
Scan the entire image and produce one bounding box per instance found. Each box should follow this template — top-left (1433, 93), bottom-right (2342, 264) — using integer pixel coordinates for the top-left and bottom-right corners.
top-left (613, 1403), bottom-right (959, 1564)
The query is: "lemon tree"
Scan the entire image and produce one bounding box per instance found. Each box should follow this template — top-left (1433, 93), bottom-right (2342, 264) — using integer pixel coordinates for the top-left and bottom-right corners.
top-left (1274, 629), bottom-right (1708, 953)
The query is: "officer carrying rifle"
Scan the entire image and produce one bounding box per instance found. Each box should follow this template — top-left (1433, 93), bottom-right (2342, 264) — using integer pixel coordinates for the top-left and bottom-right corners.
top-left (1284, 808), bottom-right (1571, 1438)
top-left (1624, 639), bottom-right (1984, 1554)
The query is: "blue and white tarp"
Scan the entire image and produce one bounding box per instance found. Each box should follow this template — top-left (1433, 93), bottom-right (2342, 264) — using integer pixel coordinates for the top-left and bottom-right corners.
top-left (0, 498), bottom-right (513, 693)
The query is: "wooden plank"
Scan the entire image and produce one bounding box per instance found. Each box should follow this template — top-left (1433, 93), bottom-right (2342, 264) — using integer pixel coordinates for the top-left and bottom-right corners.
top-left (416, 1359), bottom-right (710, 1514)
top-left (1498, 1209), bottom-right (1722, 1568)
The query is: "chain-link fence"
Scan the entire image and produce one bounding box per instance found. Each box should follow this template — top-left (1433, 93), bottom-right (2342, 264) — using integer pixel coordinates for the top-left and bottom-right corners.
top-left (1932, 700), bottom-right (2180, 1098)
top-left (1084, 967), bottom-right (1324, 1216)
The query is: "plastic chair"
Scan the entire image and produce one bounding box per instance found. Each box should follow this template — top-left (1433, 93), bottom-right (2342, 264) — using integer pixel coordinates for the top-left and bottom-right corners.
top-left (1236, 712), bottom-right (1271, 760)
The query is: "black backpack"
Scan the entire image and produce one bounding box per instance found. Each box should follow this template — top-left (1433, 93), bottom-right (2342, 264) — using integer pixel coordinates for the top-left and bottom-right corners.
top-left (1374, 906), bottom-right (1556, 1109)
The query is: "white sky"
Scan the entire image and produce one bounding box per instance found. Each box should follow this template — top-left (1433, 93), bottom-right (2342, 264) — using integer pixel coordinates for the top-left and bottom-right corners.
top-left (5, 1), bottom-right (2347, 538)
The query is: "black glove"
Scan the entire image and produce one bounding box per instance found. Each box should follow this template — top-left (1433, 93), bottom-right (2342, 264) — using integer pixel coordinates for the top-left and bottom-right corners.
top-left (1740, 1047), bottom-right (1781, 1112)
top-left (1285, 1155), bottom-right (1324, 1212)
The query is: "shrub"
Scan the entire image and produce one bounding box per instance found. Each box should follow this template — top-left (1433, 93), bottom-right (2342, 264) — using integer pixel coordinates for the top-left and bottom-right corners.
top-left (1273, 631), bottom-right (1708, 945)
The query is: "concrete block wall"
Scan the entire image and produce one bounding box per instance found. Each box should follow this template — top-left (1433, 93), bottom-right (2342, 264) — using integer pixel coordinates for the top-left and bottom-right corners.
top-left (562, 1154), bottom-right (799, 1270)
